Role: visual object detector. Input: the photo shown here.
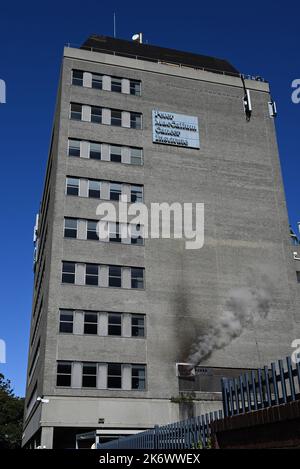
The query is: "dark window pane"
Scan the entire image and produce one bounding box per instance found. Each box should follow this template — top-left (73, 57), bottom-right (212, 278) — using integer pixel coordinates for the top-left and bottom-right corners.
top-left (109, 277), bottom-right (121, 287)
top-left (66, 178), bottom-right (79, 196)
top-left (132, 366), bottom-right (145, 390)
top-left (108, 364), bottom-right (121, 375)
top-left (110, 146), bottom-right (122, 162)
top-left (83, 364), bottom-right (97, 374)
top-left (85, 313), bottom-right (98, 323)
top-left (110, 184), bottom-right (122, 200)
top-left (88, 181), bottom-right (101, 198)
top-left (63, 262), bottom-right (75, 273)
top-left (70, 103), bottom-right (82, 120)
top-left (90, 143), bottom-right (101, 160)
top-left (62, 262), bottom-right (75, 284)
top-left (86, 276), bottom-right (98, 286)
top-left (56, 374), bottom-right (71, 386)
top-left (62, 273), bottom-right (74, 284)
top-left (111, 110), bottom-right (122, 127)
top-left (64, 229), bottom-right (77, 238)
top-left (91, 106), bottom-right (102, 124)
top-left (68, 140), bottom-right (81, 157)
top-left (87, 231), bottom-right (99, 240)
top-left (108, 313), bottom-right (122, 335)
top-left (130, 112), bottom-right (142, 129)
top-left (132, 315), bottom-right (145, 337)
top-left (60, 312), bottom-right (73, 321)
top-left (84, 323), bottom-right (97, 334)
top-left (82, 375), bottom-right (97, 387)
top-left (108, 325), bottom-right (121, 336)
top-left (87, 221), bottom-right (99, 240)
top-left (131, 268), bottom-right (144, 289)
top-left (131, 186), bottom-right (143, 203)
top-left (64, 219), bottom-right (77, 238)
top-left (132, 378), bottom-right (145, 390)
top-left (86, 265), bottom-right (98, 275)
top-left (72, 70), bottom-right (83, 86)
top-left (109, 266), bottom-right (121, 287)
top-left (130, 80), bottom-right (141, 96)
top-left (57, 363), bottom-right (71, 374)
top-left (92, 74), bottom-right (102, 89)
top-left (59, 322), bottom-right (73, 333)
top-left (109, 314), bottom-right (121, 324)
top-left (111, 78), bottom-right (122, 93)
top-left (107, 377), bottom-right (121, 388)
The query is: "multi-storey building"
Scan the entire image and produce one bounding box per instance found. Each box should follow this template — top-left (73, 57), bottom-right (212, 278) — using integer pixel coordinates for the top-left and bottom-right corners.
top-left (22, 35), bottom-right (299, 448)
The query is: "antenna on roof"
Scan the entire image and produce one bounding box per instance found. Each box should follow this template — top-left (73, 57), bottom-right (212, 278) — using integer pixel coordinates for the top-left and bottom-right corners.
top-left (132, 33), bottom-right (143, 44)
top-left (113, 12), bottom-right (116, 38)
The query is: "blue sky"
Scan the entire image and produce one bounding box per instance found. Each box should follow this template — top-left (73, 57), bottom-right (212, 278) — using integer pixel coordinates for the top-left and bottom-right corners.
top-left (0, 1), bottom-right (299, 396)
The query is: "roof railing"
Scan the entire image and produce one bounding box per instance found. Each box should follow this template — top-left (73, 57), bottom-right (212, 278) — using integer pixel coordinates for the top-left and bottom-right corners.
top-left (65, 43), bottom-right (267, 83)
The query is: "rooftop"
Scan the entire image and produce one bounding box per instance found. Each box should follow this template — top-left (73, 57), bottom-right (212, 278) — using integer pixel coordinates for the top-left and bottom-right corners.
top-left (81, 35), bottom-right (239, 77)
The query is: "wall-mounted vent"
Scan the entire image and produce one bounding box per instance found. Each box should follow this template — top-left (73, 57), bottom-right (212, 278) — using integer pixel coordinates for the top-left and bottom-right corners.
top-left (176, 363), bottom-right (195, 378)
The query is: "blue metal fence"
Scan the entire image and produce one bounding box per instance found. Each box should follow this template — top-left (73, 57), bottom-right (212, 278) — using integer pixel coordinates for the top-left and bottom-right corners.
top-left (97, 410), bottom-right (223, 449)
top-left (221, 356), bottom-right (300, 417)
top-left (90, 356), bottom-right (300, 449)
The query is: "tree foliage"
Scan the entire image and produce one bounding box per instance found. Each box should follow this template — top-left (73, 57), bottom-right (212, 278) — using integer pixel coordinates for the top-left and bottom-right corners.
top-left (0, 373), bottom-right (24, 449)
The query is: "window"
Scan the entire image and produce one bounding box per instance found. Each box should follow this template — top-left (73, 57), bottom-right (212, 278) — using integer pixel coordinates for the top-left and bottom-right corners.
top-left (111, 110), bottom-right (122, 127)
top-left (130, 112), bottom-right (142, 129)
top-left (110, 145), bottom-right (122, 163)
top-left (85, 264), bottom-right (98, 286)
top-left (108, 313), bottom-right (122, 336)
top-left (72, 70), bottom-right (83, 86)
top-left (62, 262), bottom-right (75, 284)
top-left (92, 73), bottom-right (103, 89)
top-left (107, 364), bottom-right (122, 388)
top-left (130, 224), bottom-right (143, 245)
top-left (56, 362), bottom-right (72, 387)
top-left (130, 80), bottom-right (141, 96)
top-left (70, 103), bottom-right (82, 120)
top-left (59, 310), bottom-right (74, 333)
top-left (89, 142), bottom-right (101, 160)
top-left (130, 147), bottom-right (143, 165)
top-left (68, 139), bottom-right (81, 157)
top-left (82, 363), bottom-right (97, 387)
top-left (132, 365), bottom-right (146, 390)
top-left (64, 218), bottom-right (77, 238)
top-left (131, 185), bottom-right (143, 203)
top-left (131, 315), bottom-right (145, 337)
top-left (66, 177), bottom-right (79, 196)
top-left (109, 266), bottom-right (122, 287)
top-left (110, 183), bottom-right (122, 201)
top-left (131, 268), bottom-right (144, 289)
top-left (91, 106), bottom-right (102, 124)
top-left (111, 77), bottom-right (122, 93)
top-left (88, 180), bottom-right (101, 198)
top-left (87, 220), bottom-right (99, 240)
top-left (84, 312), bottom-right (98, 334)
top-left (297, 271), bottom-right (300, 283)
top-left (109, 222), bottom-right (121, 243)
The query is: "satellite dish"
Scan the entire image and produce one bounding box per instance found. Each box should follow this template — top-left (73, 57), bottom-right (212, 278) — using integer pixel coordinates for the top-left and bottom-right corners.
top-left (132, 34), bottom-right (140, 41)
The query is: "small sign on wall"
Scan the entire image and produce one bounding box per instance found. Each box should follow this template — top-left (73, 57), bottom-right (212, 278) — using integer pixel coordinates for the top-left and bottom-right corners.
top-left (152, 110), bottom-right (200, 149)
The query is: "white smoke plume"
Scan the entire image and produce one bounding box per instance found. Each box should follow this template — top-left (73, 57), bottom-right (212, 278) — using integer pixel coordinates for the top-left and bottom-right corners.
top-left (187, 286), bottom-right (271, 366)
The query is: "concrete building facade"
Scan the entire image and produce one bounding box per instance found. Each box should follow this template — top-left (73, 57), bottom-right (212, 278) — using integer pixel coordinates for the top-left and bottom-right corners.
top-left (23, 36), bottom-right (299, 448)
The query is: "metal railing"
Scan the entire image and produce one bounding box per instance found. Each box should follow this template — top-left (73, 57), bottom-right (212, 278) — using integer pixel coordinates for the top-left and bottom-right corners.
top-left (97, 411), bottom-right (223, 449)
top-left (65, 43), bottom-right (266, 83)
top-left (221, 356), bottom-right (300, 417)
